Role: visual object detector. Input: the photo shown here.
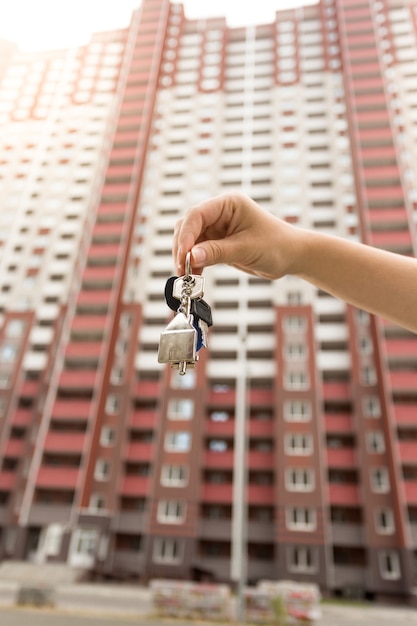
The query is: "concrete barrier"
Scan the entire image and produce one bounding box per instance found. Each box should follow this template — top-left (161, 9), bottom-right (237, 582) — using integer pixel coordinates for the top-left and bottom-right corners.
top-left (245, 580), bottom-right (321, 624)
top-left (150, 579), bottom-right (232, 621)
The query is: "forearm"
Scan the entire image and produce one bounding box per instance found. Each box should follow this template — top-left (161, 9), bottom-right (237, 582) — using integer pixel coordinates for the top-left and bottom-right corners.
top-left (294, 230), bottom-right (417, 333)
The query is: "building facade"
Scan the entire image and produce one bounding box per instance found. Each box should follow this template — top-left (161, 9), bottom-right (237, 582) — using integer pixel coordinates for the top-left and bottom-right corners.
top-left (0, 0), bottom-right (417, 601)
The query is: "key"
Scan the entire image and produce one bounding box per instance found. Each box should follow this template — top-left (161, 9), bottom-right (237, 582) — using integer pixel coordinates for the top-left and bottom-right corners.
top-left (191, 298), bottom-right (213, 350)
top-left (172, 274), bottom-right (205, 300)
top-left (191, 298), bottom-right (213, 327)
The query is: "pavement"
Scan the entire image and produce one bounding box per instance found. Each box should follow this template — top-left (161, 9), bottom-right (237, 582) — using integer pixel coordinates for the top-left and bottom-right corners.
top-left (1, 579), bottom-right (417, 625)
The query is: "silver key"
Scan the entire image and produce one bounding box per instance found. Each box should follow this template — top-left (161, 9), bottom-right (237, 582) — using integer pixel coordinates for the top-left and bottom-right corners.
top-left (172, 274), bottom-right (205, 300)
top-left (158, 252), bottom-right (199, 375)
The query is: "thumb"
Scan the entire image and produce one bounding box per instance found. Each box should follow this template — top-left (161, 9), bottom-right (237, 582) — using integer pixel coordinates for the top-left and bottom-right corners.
top-left (191, 240), bottom-right (231, 269)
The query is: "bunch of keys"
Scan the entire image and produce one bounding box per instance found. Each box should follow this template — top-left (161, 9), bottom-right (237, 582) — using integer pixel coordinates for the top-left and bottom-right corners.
top-left (158, 252), bottom-right (213, 375)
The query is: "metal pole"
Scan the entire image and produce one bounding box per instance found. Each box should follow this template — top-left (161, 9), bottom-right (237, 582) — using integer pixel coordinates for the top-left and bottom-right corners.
top-left (231, 330), bottom-right (248, 623)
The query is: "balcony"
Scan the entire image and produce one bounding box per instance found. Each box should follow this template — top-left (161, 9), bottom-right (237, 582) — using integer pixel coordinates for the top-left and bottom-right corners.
top-left (92, 223), bottom-right (124, 239)
top-left (44, 432), bottom-right (86, 454)
top-left (390, 372), bottom-right (417, 394)
top-left (370, 231), bottom-right (412, 250)
top-left (129, 411), bottom-right (157, 430)
top-left (385, 339), bottom-right (417, 359)
top-left (88, 244), bottom-right (121, 260)
top-left (65, 342), bottom-right (102, 359)
top-left (404, 482), bottom-right (417, 503)
top-left (247, 451), bottom-right (274, 470)
top-left (58, 371), bottom-right (98, 390)
top-left (201, 484), bottom-right (233, 503)
top-left (331, 523), bottom-right (364, 546)
top-left (247, 485), bottom-right (274, 505)
top-left (394, 405), bottom-right (417, 425)
top-left (204, 451), bottom-right (234, 469)
top-left (192, 557), bottom-right (230, 581)
top-left (326, 448), bottom-right (356, 469)
top-left (71, 316), bottom-right (107, 332)
top-left (77, 291), bottom-right (111, 306)
top-left (102, 183), bottom-right (131, 198)
top-left (11, 409), bottom-right (32, 426)
top-left (120, 476), bottom-right (149, 497)
top-left (112, 550), bottom-right (145, 575)
top-left (97, 203), bottom-right (128, 219)
top-left (124, 442), bottom-right (154, 462)
top-left (0, 471), bottom-right (17, 490)
top-left (199, 519), bottom-right (232, 541)
top-left (205, 420), bottom-right (235, 437)
top-left (3, 439), bottom-right (25, 458)
top-left (369, 209), bottom-right (408, 227)
top-left (36, 467), bottom-right (79, 489)
top-left (322, 382), bottom-right (351, 401)
top-left (325, 415), bottom-right (354, 433)
top-left (331, 565), bottom-right (367, 589)
top-left (20, 380), bottom-right (40, 397)
top-left (207, 389), bottom-right (236, 406)
top-left (133, 380), bottom-right (160, 398)
top-left (52, 400), bottom-right (91, 419)
top-left (82, 267), bottom-right (117, 283)
top-left (111, 511), bottom-right (147, 533)
top-left (249, 420), bottom-right (274, 438)
top-left (28, 504), bottom-right (73, 525)
top-left (328, 484), bottom-right (360, 506)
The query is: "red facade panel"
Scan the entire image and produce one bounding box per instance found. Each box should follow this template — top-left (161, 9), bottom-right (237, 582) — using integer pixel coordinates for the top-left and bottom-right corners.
top-left (36, 467), bottom-right (79, 489)
top-left (328, 484), bottom-right (361, 506)
top-left (43, 433), bottom-right (86, 454)
top-left (326, 448), bottom-right (357, 468)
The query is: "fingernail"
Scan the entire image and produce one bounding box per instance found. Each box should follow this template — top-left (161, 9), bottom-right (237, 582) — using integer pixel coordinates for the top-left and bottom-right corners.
top-left (192, 246), bottom-right (207, 267)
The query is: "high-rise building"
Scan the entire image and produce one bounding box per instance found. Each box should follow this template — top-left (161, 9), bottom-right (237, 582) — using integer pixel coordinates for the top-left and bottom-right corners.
top-left (0, 0), bottom-right (416, 602)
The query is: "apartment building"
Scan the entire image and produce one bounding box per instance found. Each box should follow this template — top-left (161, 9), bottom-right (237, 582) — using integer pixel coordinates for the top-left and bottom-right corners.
top-left (0, 0), bottom-right (417, 602)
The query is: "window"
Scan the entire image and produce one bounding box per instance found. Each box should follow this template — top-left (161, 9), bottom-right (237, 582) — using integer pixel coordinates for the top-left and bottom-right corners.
top-left (171, 369), bottom-right (195, 389)
top-left (105, 393), bottom-right (120, 414)
top-left (5, 319), bottom-right (25, 337)
top-left (100, 426), bottom-right (116, 447)
top-left (375, 508), bottom-right (395, 535)
top-left (167, 398), bottom-right (194, 420)
top-left (286, 507), bottom-right (316, 531)
top-left (157, 500), bottom-right (186, 524)
top-left (285, 343), bottom-right (307, 360)
top-left (285, 371), bottom-right (309, 390)
top-left (44, 524), bottom-right (64, 557)
top-left (361, 366), bottom-right (377, 385)
top-left (94, 459), bottom-right (111, 481)
top-left (284, 315), bottom-right (306, 332)
top-left (74, 529), bottom-right (98, 557)
top-left (370, 467), bottom-right (390, 493)
top-left (209, 439), bottom-right (228, 452)
top-left (285, 433), bottom-right (313, 455)
top-left (0, 343), bottom-right (18, 362)
top-left (366, 431), bottom-right (385, 454)
top-left (286, 468), bottom-right (315, 492)
top-left (363, 396), bottom-right (381, 418)
top-left (284, 401), bottom-right (311, 422)
top-left (89, 494), bottom-right (106, 512)
top-left (161, 465), bottom-right (188, 487)
top-left (288, 546), bottom-right (317, 573)
top-left (153, 537), bottom-right (183, 564)
top-left (379, 550), bottom-right (401, 580)
top-left (165, 431), bottom-right (191, 452)
top-left (210, 411), bottom-right (229, 422)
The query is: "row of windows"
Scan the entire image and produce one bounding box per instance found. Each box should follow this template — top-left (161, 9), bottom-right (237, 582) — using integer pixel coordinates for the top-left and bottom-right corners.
top-left (152, 535), bottom-right (401, 580)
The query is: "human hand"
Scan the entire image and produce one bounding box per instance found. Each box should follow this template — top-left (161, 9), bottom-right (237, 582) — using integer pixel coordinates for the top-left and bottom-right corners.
top-left (173, 193), bottom-right (304, 280)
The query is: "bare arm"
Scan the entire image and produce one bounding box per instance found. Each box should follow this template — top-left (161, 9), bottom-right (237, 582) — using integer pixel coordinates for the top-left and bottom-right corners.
top-left (173, 193), bottom-right (417, 334)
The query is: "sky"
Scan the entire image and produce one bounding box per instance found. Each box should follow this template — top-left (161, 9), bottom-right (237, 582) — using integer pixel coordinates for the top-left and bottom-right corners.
top-left (0, 0), bottom-right (318, 52)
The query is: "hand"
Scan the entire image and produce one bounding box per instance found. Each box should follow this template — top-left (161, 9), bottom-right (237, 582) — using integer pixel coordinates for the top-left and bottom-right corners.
top-left (173, 193), bottom-right (303, 280)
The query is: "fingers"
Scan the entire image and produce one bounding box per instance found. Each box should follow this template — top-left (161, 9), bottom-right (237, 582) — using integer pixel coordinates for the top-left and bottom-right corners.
top-left (173, 194), bottom-right (234, 275)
